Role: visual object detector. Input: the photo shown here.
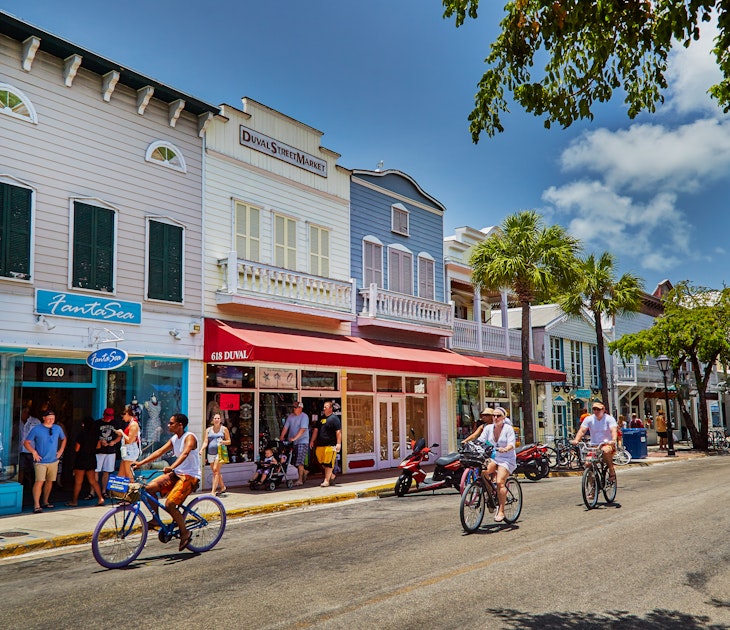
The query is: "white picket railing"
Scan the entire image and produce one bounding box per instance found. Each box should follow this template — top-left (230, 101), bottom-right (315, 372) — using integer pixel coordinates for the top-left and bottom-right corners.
top-left (359, 284), bottom-right (453, 329)
top-left (452, 319), bottom-right (526, 357)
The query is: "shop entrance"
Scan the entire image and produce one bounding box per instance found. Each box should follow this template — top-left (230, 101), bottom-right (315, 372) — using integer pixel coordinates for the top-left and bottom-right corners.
top-left (377, 396), bottom-right (404, 468)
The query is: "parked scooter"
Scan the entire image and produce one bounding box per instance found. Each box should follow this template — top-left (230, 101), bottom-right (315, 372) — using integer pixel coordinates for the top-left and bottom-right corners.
top-left (394, 431), bottom-right (465, 496)
top-left (514, 443), bottom-right (551, 481)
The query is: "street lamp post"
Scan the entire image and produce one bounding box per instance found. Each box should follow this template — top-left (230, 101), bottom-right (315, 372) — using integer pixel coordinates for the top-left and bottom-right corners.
top-left (656, 355), bottom-right (676, 457)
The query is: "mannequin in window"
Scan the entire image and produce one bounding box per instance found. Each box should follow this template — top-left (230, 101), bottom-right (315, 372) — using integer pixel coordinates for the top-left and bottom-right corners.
top-left (144, 394), bottom-right (162, 448)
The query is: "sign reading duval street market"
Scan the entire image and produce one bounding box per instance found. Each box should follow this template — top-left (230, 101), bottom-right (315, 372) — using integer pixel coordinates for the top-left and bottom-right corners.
top-left (239, 126), bottom-right (328, 177)
top-left (36, 289), bottom-right (142, 324)
top-left (86, 347), bottom-right (129, 370)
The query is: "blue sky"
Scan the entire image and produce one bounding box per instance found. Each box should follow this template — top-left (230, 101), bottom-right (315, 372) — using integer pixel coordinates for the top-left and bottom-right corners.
top-left (4, 0), bottom-right (729, 292)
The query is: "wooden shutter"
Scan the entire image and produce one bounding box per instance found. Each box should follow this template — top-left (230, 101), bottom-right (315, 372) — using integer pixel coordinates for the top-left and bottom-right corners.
top-left (73, 202), bottom-right (114, 291)
top-left (148, 220), bottom-right (183, 302)
top-left (0, 183), bottom-right (31, 279)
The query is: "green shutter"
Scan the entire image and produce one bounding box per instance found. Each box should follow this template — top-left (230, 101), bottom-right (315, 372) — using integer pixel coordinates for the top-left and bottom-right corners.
top-left (0, 182), bottom-right (32, 279)
top-left (73, 202), bottom-right (114, 291)
top-left (148, 220), bottom-right (183, 302)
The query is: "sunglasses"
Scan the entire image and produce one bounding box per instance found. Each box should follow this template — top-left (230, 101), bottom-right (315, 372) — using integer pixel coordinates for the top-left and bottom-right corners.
top-left (48, 427), bottom-right (53, 436)
top-left (592, 408), bottom-right (604, 412)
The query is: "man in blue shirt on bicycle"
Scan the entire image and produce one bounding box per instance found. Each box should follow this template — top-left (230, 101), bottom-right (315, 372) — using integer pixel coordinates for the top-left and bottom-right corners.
top-left (571, 402), bottom-right (618, 483)
top-left (133, 413), bottom-right (201, 551)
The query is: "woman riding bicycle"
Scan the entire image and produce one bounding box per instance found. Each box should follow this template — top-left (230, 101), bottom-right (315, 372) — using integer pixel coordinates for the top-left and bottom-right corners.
top-left (571, 402), bottom-right (618, 483)
top-left (477, 406), bottom-right (516, 522)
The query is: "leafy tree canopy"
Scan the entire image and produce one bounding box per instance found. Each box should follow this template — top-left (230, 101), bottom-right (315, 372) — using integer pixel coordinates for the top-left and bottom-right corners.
top-left (442, 0), bottom-right (727, 140)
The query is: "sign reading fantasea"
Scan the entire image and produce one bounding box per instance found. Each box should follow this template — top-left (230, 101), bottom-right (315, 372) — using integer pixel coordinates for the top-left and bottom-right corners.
top-left (239, 126), bottom-right (328, 177)
top-left (86, 347), bottom-right (129, 370)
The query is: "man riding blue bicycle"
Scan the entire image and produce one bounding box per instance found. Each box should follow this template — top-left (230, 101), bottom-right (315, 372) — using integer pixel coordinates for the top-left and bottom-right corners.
top-left (571, 402), bottom-right (618, 483)
top-left (132, 413), bottom-right (201, 551)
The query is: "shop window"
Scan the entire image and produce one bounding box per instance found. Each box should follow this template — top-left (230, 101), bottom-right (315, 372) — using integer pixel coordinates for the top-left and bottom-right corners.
top-left (405, 377), bottom-right (427, 394)
top-left (406, 396), bottom-right (427, 441)
top-left (258, 366), bottom-right (297, 389)
top-left (485, 380), bottom-right (508, 398)
top-left (0, 179), bottom-right (32, 280)
top-left (301, 370), bottom-right (337, 390)
top-left (348, 373), bottom-right (373, 392)
top-left (309, 224), bottom-right (330, 277)
top-left (376, 375), bottom-right (402, 392)
top-left (259, 392), bottom-right (296, 445)
top-left (0, 83), bottom-right (37, 123)
top-left (145, 140), bottom-right (187, 172)
top-left (147, 218), bottom-right (183, 302)
top-left (72, 200), bottom-right (116, 292)
top-left (206, 391), bottom-right (255, 463)
top-left (235, 201), bottom-right (260, 262)
top-left (206, 364), bottom-right (256, 388)
top-left (455, 378), bottom-right (480, 441)
top-left (347, 395), bottom-right (374, 454)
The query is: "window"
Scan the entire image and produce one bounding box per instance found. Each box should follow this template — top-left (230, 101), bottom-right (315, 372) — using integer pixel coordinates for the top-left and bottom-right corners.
top-left (274, 214), bottom-right (296, 269)
top-left (590, 345), bottom-right (601, 388)
top-left (0, 180), bottom-right (32, 280)
top-left (145, 141), bottom-right (186, 172)
top-left (0, 83), bottom-right (37, 123)
top-left (391, 203), bottom-right (409, 236)
top-left (72, 201), bottom-right (115, 292)
top-left (363, 238), bottom-right (383, 287)
top-left (235, 202), bottom-right (260, 262)
top-left (417, 254), bottom-right (435, 300)
top-left (388, 246), bottom-right (413, 295)
top-left (550, 337), bottom-right (563, 372)
top-left (147, 219), bottom-right (183, 302)
top-left (570, 340), bottom-right (583, 387)
top-left (309, 225), bottom-right (329, 276)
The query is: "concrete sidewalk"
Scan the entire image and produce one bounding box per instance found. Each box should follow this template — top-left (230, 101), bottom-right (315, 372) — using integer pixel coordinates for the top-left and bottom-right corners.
top-left (0, 444), bottom-right (706, 560)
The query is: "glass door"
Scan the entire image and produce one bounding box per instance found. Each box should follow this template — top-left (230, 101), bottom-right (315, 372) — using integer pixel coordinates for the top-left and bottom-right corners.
top-left (377, 396), bottom-right (404, 468)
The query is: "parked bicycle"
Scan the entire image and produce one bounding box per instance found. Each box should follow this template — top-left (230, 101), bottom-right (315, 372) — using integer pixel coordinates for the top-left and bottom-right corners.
top-left (581, 445), bottom-right (617, 509)
top-left (549, 437), bottom-right (584, 469)
top-left (708, 428), bottom-right (729, 453)
top-left (91, 473), bottom-right (226, 569)
top-left (458, 441), bottom-right (523, 532)
top-left (612, 443), bottom-right (632, 465)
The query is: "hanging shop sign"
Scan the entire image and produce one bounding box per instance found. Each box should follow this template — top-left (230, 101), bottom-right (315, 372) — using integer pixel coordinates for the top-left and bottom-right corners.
top-left (36, 289), bottom-right (142, 324)
top-left (86, 347), bottom-right (129, 370)
top-left (239, 126), bottom-right (328, 177)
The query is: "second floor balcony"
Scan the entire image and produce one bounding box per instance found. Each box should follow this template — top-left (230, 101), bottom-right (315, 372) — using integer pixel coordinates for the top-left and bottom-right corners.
top-left (357, 284), bottom-right (453, 336)
top-left (217, 253), bottom-right (355, 322)
top-left (615, 359), bottom-right (720, 391)
top-left (451, 318), bottom-right (526, 358)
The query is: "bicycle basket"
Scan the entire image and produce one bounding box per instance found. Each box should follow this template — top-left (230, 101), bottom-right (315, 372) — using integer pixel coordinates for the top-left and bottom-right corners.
top-left (458, 441), bottom-right (492, 467)
top-left (106, 475), bottom-right (141, 503)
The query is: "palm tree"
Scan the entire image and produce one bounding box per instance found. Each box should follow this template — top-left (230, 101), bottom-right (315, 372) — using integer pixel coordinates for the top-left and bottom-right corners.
top-left (559, 252), bottom-right (644, 412)
top-left (470, 210), bottom-right (580, 443)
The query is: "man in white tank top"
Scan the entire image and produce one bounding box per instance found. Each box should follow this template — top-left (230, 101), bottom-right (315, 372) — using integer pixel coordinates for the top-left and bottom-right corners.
top-left (133, 413), bottom-right (201, 551)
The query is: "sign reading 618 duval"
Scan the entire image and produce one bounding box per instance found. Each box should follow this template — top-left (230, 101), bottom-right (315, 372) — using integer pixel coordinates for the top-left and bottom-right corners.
top-left (87, 348), bottom-right (129, 370)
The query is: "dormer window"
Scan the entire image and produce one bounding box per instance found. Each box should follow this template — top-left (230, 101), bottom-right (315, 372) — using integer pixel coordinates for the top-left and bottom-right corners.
top-left (0, 83), bottom-right (38, 123)
top-left (391, 203), bottom-right (409, 236)
top-left (145, 141), bottom-right (187, 172)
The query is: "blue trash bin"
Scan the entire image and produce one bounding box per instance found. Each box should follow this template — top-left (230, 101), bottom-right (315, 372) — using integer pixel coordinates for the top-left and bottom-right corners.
top-left (622, 428), bottom-right (647, 459)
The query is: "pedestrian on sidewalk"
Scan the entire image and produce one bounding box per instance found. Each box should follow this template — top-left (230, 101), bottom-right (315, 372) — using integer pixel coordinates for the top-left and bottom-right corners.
top-left (66, 417), bottom-right (105, 507)
top-left (280, 401), bottom-right (309, 486)
top-left (655, 410), bottom-right (668, 450)
top-left (311, 401), bottom-right (341, 487)
top-left (199, 412), bottom-right (231, 496)
top-left (23, 409), bottom-right (66, 513)
top-left (95, 408), bottom-right (123, 499)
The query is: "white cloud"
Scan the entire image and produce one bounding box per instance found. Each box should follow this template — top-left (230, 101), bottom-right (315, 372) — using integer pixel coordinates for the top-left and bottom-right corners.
top-left (542, 181), bottom-right (688, 274)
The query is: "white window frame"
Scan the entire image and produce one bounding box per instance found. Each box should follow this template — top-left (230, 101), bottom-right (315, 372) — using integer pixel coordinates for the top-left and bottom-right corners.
top-left (273, 212), bottom-right (297, 270)
top-left (234, 200), bottom-right (261, 262)
top-left (308, 223), bottom-right (330, 277)
top-left (387, 244), bottom-right (413, 295)
top-left (590, 345), bottom-right (601, 388)
top-left (550, 337), bottom-right (563, 372)
top-left (0, 83), bottom-right (38, 123)
top-left (391, 203), bottom-right (409, 236)
top-left (417, 252), bottom-right (435, 300)
top-left (570, 340), bottom-right (583, 387)
top-left (145, 140), bottom-right (187, 173)
top-left (363, 236), bottom-right (383, 288)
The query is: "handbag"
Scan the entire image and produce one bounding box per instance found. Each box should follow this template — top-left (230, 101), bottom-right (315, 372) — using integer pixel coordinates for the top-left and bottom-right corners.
top-left (218, 442), bottom-right (230, 464)
top-left (120, 439), bottom-right (128, 459)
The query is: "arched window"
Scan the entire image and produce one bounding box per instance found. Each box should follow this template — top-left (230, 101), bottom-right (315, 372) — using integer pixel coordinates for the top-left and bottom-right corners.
top-left (145, 141), bottom-right (187, 172)
top-left (0, 83), bottom-right (38, 123)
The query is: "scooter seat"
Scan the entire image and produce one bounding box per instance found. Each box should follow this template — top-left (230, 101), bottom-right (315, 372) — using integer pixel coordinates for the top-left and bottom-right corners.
top-left (516, 443), bottom-right (537, 455)
top-left (435, 451), bottom-right (460, 466)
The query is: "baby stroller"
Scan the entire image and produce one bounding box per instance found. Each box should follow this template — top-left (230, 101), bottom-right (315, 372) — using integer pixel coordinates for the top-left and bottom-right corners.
top-left (250, 439), bottom-right (296, 491)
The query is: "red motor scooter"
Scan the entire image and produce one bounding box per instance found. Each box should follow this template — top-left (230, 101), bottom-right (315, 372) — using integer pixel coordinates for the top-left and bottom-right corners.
top-left (515, 443), bottom-right (551, 480)
top-left (393, 432), bottom-right (465, 497)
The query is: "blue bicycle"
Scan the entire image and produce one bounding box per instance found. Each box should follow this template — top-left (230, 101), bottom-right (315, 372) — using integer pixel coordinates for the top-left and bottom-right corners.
top-left (91, 473), bottom-right (226, 569)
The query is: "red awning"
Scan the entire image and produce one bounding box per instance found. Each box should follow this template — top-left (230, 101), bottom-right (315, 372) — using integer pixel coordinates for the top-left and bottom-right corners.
top-left (468, 356), bottom-right (567, 382)
top-left (204, 320), bottom-right (490, 377)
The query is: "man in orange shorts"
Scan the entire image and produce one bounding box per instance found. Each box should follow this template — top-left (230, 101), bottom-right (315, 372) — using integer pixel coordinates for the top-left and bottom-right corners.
top-left (133, 412), bottom-right (201, 551)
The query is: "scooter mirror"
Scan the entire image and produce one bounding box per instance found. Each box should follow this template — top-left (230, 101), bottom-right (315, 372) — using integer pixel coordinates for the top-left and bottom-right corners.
top-left (431, 443), bottom-right (439, 448)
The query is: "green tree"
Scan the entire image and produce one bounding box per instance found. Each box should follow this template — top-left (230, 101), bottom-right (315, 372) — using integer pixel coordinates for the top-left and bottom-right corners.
top-left (558, 252), bottom-right (644, 412)
top-left (469, 210), bottom-right (580, 442)
top-left (442, 1), bottom-right (728, 139)
top-left (610, 282), bottom-right (730, 450)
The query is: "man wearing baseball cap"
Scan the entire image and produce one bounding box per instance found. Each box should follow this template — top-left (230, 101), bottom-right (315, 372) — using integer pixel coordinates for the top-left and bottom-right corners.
top-left (23, 409), bottom-right (66, 513)
top-left (571, 401), bottom-right (618, 483)
top-left (95, 407), bottom-right (123, 498)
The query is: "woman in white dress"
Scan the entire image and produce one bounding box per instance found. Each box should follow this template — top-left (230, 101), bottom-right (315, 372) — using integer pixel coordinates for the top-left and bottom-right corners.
top-left (478, 406), bottom-right (516, 522)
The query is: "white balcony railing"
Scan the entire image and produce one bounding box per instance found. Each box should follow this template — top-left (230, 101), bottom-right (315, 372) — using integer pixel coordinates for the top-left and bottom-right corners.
top-left (359, 284), bottom-right (453, 330)
top-left (451, 319), bottom-right (525, 358)
top-left (217, 253), bottom-right (354, 314)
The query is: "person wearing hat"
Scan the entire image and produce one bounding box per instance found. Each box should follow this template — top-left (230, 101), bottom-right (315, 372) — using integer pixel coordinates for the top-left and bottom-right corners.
top-left (95, 407), bottom-right (123, 498)
top-left (462, 407), bottom-right (495, 443)
top-left (280, 401), bottom-right (310, 486)
top-left (477, 406), bottom-right (516, 522)
top-left (571, 401), bottom-right (618, 483)
top-left (23, 409), bottom-right (67, 513)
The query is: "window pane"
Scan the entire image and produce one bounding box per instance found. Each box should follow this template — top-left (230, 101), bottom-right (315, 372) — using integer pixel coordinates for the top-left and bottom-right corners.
top-left (376, 375), bottom-right (402, 392)
top-left (347, 395), bottom-right (374, 454)
top-left (348, 373), bottom-right (373, 391)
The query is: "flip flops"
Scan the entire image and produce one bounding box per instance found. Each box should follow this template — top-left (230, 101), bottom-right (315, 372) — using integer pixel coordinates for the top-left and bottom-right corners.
top-left (33, 507), bottom-right (43, 513)
top-left (42, 503), bottom-right (54, 509)
top-left (179, 531), bottom-right (192, 551)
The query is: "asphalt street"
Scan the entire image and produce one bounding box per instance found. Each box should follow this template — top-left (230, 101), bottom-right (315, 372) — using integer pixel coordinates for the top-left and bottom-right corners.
top-left (2, 456), bottom-right (729, 630)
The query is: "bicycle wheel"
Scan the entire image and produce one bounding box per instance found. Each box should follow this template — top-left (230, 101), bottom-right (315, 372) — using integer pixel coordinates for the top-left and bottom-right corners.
top-left (503, 476), bottom-right (522, 523)
top-left (602, 470), bottom-right (618, 503)
top-left (613, 447), bottom-right (631, 466)
top-left (459, 480), bottom-right (485, 533)
top-left (92, 504), bottom-right (148, 569)
top-left (184, 496), bottom-right (227, 553)
top-left (459, 467), bottom-right (479, 494)
top-left (394, 472), bottom-right (412, 497)
top-left (581, 468), bottom-right (599, 509)
top-left (544, 446), bottom-right (558, 469)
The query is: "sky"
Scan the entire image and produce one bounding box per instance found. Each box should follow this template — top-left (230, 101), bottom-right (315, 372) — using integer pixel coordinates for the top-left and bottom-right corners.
top-left (3, 0), bottom-right (730, 293)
